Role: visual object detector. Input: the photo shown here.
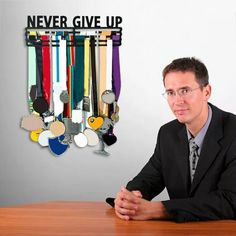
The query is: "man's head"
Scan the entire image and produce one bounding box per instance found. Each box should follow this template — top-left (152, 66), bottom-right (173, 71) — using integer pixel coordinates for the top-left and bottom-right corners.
top-left (162, 57), bottom-right (211, 135)
top-left (162, 57), bottom-right (209, 87)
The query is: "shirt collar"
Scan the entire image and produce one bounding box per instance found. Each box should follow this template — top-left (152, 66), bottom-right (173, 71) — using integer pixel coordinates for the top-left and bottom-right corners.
top-left (187, 105), bottom-right (212, 150)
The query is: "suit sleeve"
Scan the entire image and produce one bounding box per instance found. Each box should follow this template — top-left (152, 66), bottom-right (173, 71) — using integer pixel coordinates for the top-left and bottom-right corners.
top-left (162, 138), bottom-right (236, 223)
top-left (126, 128), bottom-right (165, 200)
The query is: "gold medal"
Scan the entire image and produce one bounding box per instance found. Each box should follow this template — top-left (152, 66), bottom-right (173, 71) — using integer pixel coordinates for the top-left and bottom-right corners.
top-left (30, 128), bottom-right (44, 142)
top-left (49, 120), bottom-right (66, 137)
top-left (88, 116), bottom-right (104, 130)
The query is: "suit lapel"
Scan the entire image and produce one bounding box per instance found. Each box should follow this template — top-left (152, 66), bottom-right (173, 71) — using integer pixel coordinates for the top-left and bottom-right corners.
top-left (177, 126), bottom-right (191, 195)
top-left (190, 104), bottom-right (223, 194)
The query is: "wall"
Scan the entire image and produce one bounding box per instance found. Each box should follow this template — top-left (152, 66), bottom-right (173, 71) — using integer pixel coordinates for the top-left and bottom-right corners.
top-left (0, 0), bottom-right (236, 206)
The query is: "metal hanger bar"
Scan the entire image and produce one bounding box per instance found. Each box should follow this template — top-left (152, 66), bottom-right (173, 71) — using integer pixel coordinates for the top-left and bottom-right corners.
top-left (25, 27), bottom-right (122, 47)
top-left (25, 27), bottom-right (122, 31)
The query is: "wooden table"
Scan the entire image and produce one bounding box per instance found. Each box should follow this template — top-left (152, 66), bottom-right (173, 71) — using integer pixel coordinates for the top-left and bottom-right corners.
top-left (0, 201), bottom-right (235, 235)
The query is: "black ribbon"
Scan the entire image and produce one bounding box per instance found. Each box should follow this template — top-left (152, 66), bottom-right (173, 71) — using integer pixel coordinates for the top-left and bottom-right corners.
top-left (90, 36), bottom-right (98, 117)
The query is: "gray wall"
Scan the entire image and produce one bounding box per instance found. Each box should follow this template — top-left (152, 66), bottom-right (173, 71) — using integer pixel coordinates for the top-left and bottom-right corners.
top-left (1, 0), bottom-right (236, 206)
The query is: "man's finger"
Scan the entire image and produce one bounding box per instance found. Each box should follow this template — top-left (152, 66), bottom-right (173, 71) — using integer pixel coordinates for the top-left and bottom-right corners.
top-left (132, 190), bottom-right (142, 198)
top-left (120, 187), bottom-right (139, 203)
top-left (115, 209), bottom-right (130, 220)
top-left (115, 198), bottom-right (138, 212)
top-left (115, 204), bottom-right (136, 217)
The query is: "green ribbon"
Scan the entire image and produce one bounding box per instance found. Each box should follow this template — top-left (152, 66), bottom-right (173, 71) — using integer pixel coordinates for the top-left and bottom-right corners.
top-left (74, 36), bottom-right (85, 108)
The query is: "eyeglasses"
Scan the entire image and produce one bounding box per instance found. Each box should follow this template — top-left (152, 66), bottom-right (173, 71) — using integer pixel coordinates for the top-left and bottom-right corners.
top-left (162, 87), bottom-right (201, 100)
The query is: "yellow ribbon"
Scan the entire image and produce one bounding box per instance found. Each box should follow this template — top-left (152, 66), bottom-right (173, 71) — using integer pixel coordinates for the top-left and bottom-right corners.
top-left (99, 31), bottom-right (111, 116)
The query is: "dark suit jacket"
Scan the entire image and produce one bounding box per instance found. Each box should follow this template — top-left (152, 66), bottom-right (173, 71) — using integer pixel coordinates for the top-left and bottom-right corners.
top-left (126, 103), bottom-right (236, 222)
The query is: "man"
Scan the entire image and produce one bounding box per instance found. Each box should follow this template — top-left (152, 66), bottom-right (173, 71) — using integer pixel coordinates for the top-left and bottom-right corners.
top-left (113, 57), bottom-right (236, 222)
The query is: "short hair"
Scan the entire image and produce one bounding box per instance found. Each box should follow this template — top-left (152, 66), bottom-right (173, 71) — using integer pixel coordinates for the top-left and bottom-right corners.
top-left (162, 57), bottom-right (209, 87)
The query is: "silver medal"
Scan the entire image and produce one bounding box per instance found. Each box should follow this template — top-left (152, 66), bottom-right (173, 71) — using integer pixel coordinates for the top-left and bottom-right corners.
top-left (101, 90), bottom-right (116, 104)
top-left (98, 117), bottom-right (113, 134)
top-left (60, 90), bottom-right (70, 103)
top-left (63, 118), bottom-right (80, 135)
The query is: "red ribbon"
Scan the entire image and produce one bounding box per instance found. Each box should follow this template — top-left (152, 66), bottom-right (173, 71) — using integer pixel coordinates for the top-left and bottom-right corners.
top-left (41, 35), bottom-right (51, 106)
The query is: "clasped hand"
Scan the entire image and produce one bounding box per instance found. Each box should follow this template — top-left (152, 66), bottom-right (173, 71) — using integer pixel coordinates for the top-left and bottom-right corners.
top-left (114, 187), bottom-right (170, 221)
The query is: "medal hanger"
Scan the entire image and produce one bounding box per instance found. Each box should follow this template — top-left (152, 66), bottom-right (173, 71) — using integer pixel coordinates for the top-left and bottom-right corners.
top-left (23, 26), bottom-right (122, 156)
top-left (25, 27), bottom-right (122, 47)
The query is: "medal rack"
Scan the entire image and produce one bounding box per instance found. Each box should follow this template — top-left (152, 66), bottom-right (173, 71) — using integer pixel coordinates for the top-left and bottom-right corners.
top-left (25, 27), bottom-right (122, 47)
top-left (22, 26), bottom-right (122, 157)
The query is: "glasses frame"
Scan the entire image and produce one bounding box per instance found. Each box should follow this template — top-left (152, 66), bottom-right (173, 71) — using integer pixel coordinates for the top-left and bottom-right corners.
top-left (162, 86), bottom-right (202, 100)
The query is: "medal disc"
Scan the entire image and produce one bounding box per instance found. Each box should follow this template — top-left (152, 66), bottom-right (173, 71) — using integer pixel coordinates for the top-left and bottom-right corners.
top-left (74, 133), bottom-right (88, 148)
top-left (101, 90), bottom-right (116, 104)
top-left (88, 116), bottom-right (104, 130)
top-left (33, 97), bottom-right (49, 114)
top-left (84, 128), bottom-right (99, 146)
top-left (48, 135), bottom-right (69, 156)
top-left (38, 130), bottom-right (55, 146)
top-left (98, 118), bottom-right (112, 133)
top-left (60, 90), bottom-right (70, 103)
top-left (21, 114), bottom-right (44, 131)
top-left (111, 103), bottom-right (120, 122)
top-left (49, 120), bottom-right (66, 136)
top-left (102, 133), bottom-right (117, 146)
top-left (63, 118), bottom-right (80, 135)
top-left (30, 129), bottom-right (44, 142)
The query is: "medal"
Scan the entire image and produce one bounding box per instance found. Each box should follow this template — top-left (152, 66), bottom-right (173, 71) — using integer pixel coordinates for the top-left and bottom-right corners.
top-left (49, 120), bottom-right (66, 137)
top-left (48, 135), bottom-right (69, 156)
top-left (38, 130), bottom-right (55, 146)
top-left (60, 90), bottom-right (69, 103)
top-left (30, 128), bottom-right (44, 142)
top-left (33, 97), bottom-right (49, 114)
top-left (84, 128), bottom-right (99, 146)
top-left (98, 117), bottom-right (113, 134)
top-left (21, 114), bottom-right (44, 131)
top-left (63, 118), bottom-right (80, 135)
top-left (102, 132), bottom-right (117, 146)
top-left (111, 103), bottom-right (120, 123)
top-left (74, 132), bottom-right (88, 148)
top-left (88, 116), bottom-right (104, 130)
top-left (101, 90), bottom-right (115, 104)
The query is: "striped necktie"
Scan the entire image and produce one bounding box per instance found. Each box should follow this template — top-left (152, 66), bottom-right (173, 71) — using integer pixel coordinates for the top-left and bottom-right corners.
top-left (189, 138), bottom-right (199, 182)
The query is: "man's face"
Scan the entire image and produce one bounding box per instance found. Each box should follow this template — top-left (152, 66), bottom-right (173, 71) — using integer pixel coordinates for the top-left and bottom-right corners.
top-left (164, 71), bottom-right (211, 125)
